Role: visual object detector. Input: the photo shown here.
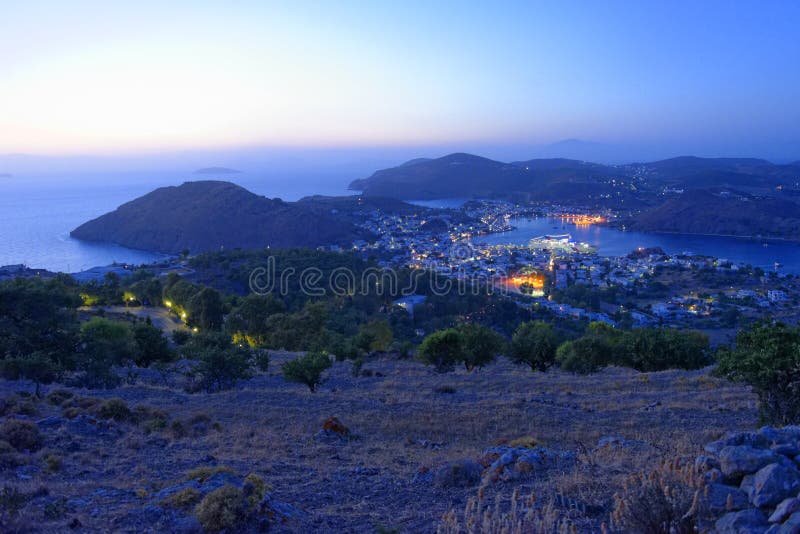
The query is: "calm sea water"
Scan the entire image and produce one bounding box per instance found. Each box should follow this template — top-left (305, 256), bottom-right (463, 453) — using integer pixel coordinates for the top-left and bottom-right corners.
top-left (475, 217), bottom-right (800, 274)
top-left (0, 172), bottom-right (351, 273)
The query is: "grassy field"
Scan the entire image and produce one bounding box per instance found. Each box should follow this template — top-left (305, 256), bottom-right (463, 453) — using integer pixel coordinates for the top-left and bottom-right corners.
top-left (0, 354), bottom-right (757, 532)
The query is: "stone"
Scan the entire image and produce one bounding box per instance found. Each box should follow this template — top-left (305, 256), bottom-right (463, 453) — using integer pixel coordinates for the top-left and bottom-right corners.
top-left (720, 446), bottom-right (781, 479)
top-left (776, 512), bottom-right (800, 533)
top-left (433, 459), bottom-right (482, 488)
top-left (750, 463), bottom-right (800, 508)
top-left (707, 483), bottom-right (750, 514)
top-left (715, 508), bottom-right (769, 533)
top-left (773, 444), bottom-right (800, 458)
top-left (707, 432), bottom-right (771, 455)
top-left (696, 455), bottom-right (720, 472)
top-left (769, 497), bottom-right (800, 523)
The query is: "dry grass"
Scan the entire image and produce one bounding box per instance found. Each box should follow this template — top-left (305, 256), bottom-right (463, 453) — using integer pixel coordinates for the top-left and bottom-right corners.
top-left (0, 353), bottom-right (757, 532)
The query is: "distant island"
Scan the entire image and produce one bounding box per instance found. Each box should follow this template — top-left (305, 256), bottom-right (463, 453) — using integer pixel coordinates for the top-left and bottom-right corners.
top-left (193, 167), bottom-right (242, 175)
top-left (70, 181), bottom-right (373, 254)
top-left (0, 173), bottom-right (13, 178)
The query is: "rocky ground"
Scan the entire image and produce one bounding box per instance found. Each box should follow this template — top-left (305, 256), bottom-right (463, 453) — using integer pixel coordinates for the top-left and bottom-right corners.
top-left (0, 354), bottom-right (761, 532)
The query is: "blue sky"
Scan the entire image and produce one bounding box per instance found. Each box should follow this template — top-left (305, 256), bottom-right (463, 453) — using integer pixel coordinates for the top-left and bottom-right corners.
top-left (1, 0), bottom-right (798, 159)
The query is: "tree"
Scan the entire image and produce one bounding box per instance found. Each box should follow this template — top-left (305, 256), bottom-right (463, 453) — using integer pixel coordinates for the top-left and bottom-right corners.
top-left (458, 324), bottom-right (505, 372)
top-left (225, 294), bottom-right (285, 347)
top-left (78, 317), bottom-right (137, 387)
top-left (555, 337), bottom-right (610, 374)
top-left (194, 347), bottom-right (253, 392)
top-left (132, 322), bottom-right (173, 367)
top-left (510, 320), bottom-right (557, 372)
top-left (281, 352), bottom-right (332, 392)
top-left (187, 287), bottom-right (224, 330)
top-left (354, 320), bottom-right (394, 353)
top-left (417, 329), bottom-right (463, 373)
top-left (715, 322), bottom-right (800, 424)
top-left (0, 352), bottom-right (60, 397)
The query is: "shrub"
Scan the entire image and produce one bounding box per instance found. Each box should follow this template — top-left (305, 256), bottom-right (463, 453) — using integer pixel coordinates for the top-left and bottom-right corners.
top-left (434, 385), bottom-right (457, 394)
top-left (194, 485), bottom-right (244, 533)
top-left (44, 453), bottom-right (62, 472)
top-left (510, 321), bottom-right (558, 372)
top-left (715, 321), bottom-right (800, 424)
top-left (611, 461), bottom-right (701, 534)
top-left (1, 420), bottom-right (42, 451)
top-left (281, 352), bottom-right (332, 392)
top-left (97, 398), bottom-right (132, 421)
top-left (46, 388), bottom-right (74, 406)
top-left (161, 487), bottom-right (200, 508)
top-left (417, 329), bottom-right (463, 373)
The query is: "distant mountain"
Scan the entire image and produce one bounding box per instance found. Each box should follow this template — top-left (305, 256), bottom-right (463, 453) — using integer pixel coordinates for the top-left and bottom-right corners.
top-left (349, 153), bottom-right (636, 205)
top-left (631, 189), bottom-right (800, 241)
top-left (194, 167), bottom-right (242, 175)
top-left (71, 181), bottom-right (369, 254)
top-left (0, 173), bottom-right (12, 178)
top-left (351, 152), bottom-right (800, 207)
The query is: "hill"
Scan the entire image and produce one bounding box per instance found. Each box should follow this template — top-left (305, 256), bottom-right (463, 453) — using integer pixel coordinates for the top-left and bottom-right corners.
top-left (71, 181), bottom-right (369, 254)
top-left (349, 153), bottom-right (632, 204)
top-left (631, 189), bottom-right (800, 240)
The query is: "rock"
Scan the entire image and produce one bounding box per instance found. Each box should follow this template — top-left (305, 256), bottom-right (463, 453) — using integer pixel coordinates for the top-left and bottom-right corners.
top-left (742, 475), bottom-right (756, 500)
top-left (773, 444), bottom-right (800, 458)
top-left (433, 459), bottom-right (483, 488)
top-left (707, 483), bottom-right (750, 514)
top-left (696, 455), bottom-right (721, 472)
top-left (715, 508), bottom-right (769, 533)
top-left (702, 467), bottom-right (725, 485)
top-left (720, 446), bottom-right (781, 479)
top-left (750, 463), bottom-right (800, 508)
top-left (708, 432), bottom-right (771, 455)
top-left (775, 512), bottom-right (800, 533)
top-left (769, 497), bottom-right (800, 523)
top-left (480, 446), bottom-right (575, 483)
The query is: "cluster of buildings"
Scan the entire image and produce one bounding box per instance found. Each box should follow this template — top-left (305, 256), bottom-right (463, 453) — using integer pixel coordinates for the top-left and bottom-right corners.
top-left (342, 199), bottom-right (800, 330)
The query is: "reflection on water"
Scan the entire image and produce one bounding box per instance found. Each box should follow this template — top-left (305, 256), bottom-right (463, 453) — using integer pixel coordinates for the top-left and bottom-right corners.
top-left (475, 218), bottom-right (800, 274)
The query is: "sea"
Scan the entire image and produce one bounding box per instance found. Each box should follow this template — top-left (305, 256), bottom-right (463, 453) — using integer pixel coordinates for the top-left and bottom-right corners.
top-left (413, 199), bottom-right (800, 274)
top-left (0, 172), bottom-right (352, 273)
top-left (2, 178), bottom-right (800, 275)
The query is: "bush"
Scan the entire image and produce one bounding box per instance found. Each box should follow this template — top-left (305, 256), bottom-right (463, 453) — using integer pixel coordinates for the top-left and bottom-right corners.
top-left (417, 329), bottom-right (463, 373)
top-left (1, 420), bottom-right (42, 451)
top-left (510, 321), bottom-right (557, 372)
top-left (97, 398), bottom-right (132, 421)
top-left (715, 321), bottom-right (800, 424)
top-left (194, 485), bottom-right (245, 532)
top-left (611, 462), bottom-right (700, 534)
top-left (282, 352), bottom-right (332, 392)
top-left (161, 487), bottom-right (200, 508)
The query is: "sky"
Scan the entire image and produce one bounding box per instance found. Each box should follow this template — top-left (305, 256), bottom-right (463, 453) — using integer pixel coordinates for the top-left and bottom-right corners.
top-left (1, 0), bottom-right (799, 161)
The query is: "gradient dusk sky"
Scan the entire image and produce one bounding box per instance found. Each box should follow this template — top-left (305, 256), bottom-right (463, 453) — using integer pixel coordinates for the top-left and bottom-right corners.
top-left (1, 1), bottom-right (798, 158)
